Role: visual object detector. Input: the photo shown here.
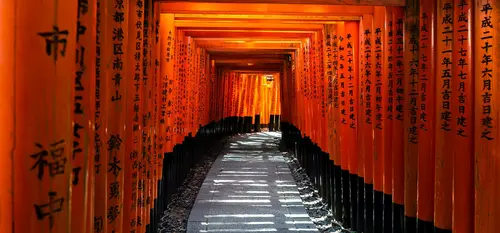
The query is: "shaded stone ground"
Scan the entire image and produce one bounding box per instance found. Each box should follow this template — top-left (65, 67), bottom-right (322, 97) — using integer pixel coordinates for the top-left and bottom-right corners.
top-left (158, 132), bottom-right (351, 233)
top-left (187, 132), bottom-right (318, 232)
top-left (158, 138), bottom-right (228, 233)
top-left (281, 152), bottom-right (352, 233)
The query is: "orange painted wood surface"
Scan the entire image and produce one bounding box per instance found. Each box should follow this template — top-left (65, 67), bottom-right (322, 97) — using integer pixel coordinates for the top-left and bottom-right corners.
top-left (434, 0), bottom-right (453, 228)
top-left (373, 6), bottom-right (385, 193)
top-left (474, 0), bottom-right (500, 232)
top-left (403, 0), bottom-right (419, 218)
top-left (452, 0), bottom-right (474, 232)
top-left (417, 0), bottom-right (436, 224)
top-left (391, 6), bottom-right (405, 206)
top-left (124, 1), bottom-right (144, 232)
top-left (345, 21), bottom-right (359, 175)
top-left (13, 1), bottom-right (77, 233)
top-left (0, 1), bottom-right (14, 232)
top-left (73, 1), bottom-right (96, 232)
top-left (361, 14), bottom-right (374, 185)
top-left (383, 7), bottom-right (394, 196)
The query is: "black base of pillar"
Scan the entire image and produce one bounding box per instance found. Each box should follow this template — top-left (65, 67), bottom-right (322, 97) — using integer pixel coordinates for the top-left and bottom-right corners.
top-left (384, 194), bottom-right (393, 233)
top-left (365, 183), bottom-right (374, 233)
top-left (342, 169), bottom-right (351, 227)
top-left (269, 115), bottom-right (275, 131)
top-left (374, 190), bottom-right (384, 233)
top-left (357, 177), bottom-right (365, 233)
top-left (434, 226), bottom-right (452, 233)
top-left (405, 216), bottom-right (417, 233)
top-left (275, 115), bottom-right (281, 130)
top-left (394, 203), bottom-right (404, 233)
top-left (254, 115), bottom-right (261, 132)
top-left (417, 219), bottom-right (434, 233)
top-left (350, 173), bottom-right (358, 231)
top-left (334, 164), bottom-right (343, 221)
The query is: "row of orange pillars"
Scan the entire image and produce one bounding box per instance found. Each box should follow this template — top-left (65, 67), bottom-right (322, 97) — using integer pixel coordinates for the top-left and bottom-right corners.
top-left (0, 0), bottom-right (282, 232)
top-left (1, 0), bottom-right (500, 233)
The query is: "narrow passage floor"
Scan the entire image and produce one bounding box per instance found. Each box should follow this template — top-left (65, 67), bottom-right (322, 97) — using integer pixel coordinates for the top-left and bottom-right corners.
top-left (187, 132), bottom-right (319, 232)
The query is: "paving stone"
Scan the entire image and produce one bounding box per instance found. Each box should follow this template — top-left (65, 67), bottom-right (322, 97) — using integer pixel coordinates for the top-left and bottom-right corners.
top-left (187, 133), bottom-right (318, 233)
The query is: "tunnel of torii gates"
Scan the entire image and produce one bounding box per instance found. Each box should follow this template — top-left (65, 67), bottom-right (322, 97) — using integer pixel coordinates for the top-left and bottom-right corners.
top-left (1, 0), bottom-right (500, 232)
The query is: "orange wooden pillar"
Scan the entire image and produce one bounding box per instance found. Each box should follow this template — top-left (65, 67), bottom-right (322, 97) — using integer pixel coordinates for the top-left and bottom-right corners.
top-left (417, 0), bottom-right (436, 231)
top-left (404, 0), bottom-right (419, 232)
top-left (451, 0), bottom-right (473, 232)
top-left (94, 0), bottom-right (109, 231)
top-left (332, 26), bottom-right (344, 223)
top-left (434, 0), bottom-right (453, 232)
top-left (372, 8), bottom-right (386, 232)
top-left (0, 0), bottom-right (13, 232)
top-left (382, 8), bottom-right (395, 233)
top-left (124, 0), bottom-right (144, 231)
top-left (474, 1), bottom-right (500, 232)
top-left (357, 19), bottom-right (366, 233)
top-left (322, 24), bottom-right (334, 219)
top-left (151, 2), bottom-right (160, 230)
top-left (391, 7), bottom-right (405, 233)
top-left (105, 0), bottom-right (128, 232)
top-left (140, 2), bottom-right (153, 231)
top-left (13, 0), bottom-right (77, 233)
top-left (361, 13), bottom-right (375, 233)
top-left (160, 14), bottom-right (175, 154)
top-left (344, 21), bottom-right (359, 231)
top-left (73, 0), bottom-right (96, 232)
top-left (338, 22), bottom-right (353, 226)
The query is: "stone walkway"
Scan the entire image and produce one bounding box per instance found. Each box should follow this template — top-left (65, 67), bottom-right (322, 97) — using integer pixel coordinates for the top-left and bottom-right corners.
top-left (187, 132), bottom-right (318, 232)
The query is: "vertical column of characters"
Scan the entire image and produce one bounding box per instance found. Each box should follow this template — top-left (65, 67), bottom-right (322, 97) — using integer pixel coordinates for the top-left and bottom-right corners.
top-left (323, 25), bottom-right (334, 159)
top-left (72, 0), bottom-right (96, 232)
top-left (309, 35), bottom-right (316, 142)
top-left (338, 21), bottom-right (353, 226)
top-left (174, 29), bottom-right (182, 144)
top-left (316, 30), bottom-right (325, 149)
top-left (382, 8), bottom-right (395, 232)
top-left (475, 1), bottom-right (499, 232)
top-left (292, 52), bottom-right (298, 130)
top-left (200, 49), bottom-right (206, 128)
top-left (13, 0), bottom-right (77, 233)
top-left (0, 0), bottom-right (14, 232)
top-left (297, 47), bottom-right (304, 134)
top-left (146, 2), bottom-right (155, 226)
top-left (153, 2), bottom-right (161, 210)
top-left (391, 8), bottom-right (405, 233)
top-left (303, 38), bottom-right (309, 136)
top-left (451, 1), bottom-right (473, 232)
top-left (361, 14), bottom-right (375, 233)
top-left (331, 29), bottom-right (341, 169)
top-left (345, 21), bottom-right (360, 231)
top-left (356, 20), bottom-right (366, 233)
top-left (105, 0), bottom-right (128, 231)
top-left (186, 37), bottom-right (193, 135)
top-left (139, 1), bottom-right (151, 231)
top-left (339, 22), bottom-right (350, 173)
top-left (124, 0), bottom-right (143, 232)
top-left (372, 7), bottom-right (386, 233)
top-left (316, 31), bottom-right (323, 147)
top-left (403, 0), bottom-right (419, 230)
top-left (434, 0), bottom-right (454, 231)
top-left (196, 48), bottom-right (202, 130)
top-left (418, 0), bottom-right (437, 229)
top-left (314, 30), bottom-right (326, 146)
